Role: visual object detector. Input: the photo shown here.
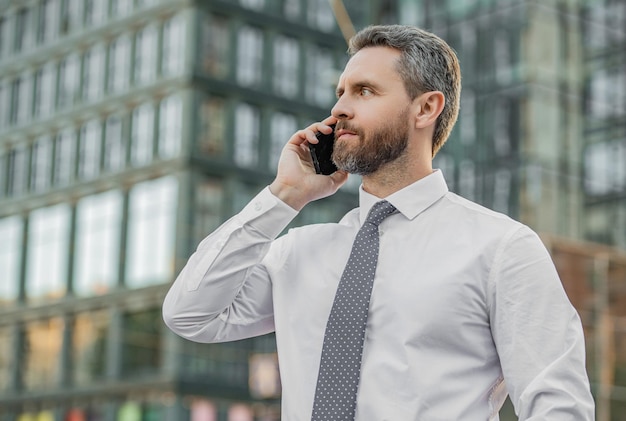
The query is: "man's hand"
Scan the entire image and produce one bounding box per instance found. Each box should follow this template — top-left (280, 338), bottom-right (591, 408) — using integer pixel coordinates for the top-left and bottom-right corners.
top-left (269, 116), bottom-right (349, 211)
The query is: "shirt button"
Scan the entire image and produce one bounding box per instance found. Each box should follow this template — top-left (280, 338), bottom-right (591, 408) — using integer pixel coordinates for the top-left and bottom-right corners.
top-left (254, 202), bottom-right (263, 211)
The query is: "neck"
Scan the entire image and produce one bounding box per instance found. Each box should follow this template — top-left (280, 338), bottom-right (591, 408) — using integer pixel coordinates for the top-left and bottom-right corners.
top-left (361, 153), bottom-right (433, 198)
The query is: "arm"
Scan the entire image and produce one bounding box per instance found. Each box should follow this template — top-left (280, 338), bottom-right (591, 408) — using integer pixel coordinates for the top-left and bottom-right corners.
top-left (489, 226), bottom-right (595, 420)
top-left (162, 118), bottom-right (348, 343)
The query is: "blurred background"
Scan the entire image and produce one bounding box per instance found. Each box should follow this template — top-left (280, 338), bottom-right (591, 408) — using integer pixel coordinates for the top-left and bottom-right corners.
top-left (0, 0), bottom-right (624, 419)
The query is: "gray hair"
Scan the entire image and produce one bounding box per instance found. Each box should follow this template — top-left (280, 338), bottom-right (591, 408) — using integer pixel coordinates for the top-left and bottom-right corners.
top-left (348, 25), bottom-right (461, 156)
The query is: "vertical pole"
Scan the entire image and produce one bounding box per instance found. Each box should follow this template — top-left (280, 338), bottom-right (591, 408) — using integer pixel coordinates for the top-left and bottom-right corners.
top-left (328, 0), bottom-right (356, 44)
top-left (594, 254), bottom-right (613, 421)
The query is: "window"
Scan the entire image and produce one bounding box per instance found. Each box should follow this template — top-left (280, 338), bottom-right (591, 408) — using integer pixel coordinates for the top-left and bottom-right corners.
top-left (284, 0), bottom-right (301, 20)
top-left (16, 73), bottom-right (32, 124)
top-left (134, 25), bottom-right (158, 85)
top-left (33, 63), bottom-right (56, 118)
top-left (60, 0), bottom-right (83, 34)
top-left (0, 17), bottom-right (6, 58)
top-left (30, 136), bottom-right (53, 192)
top-left (78, 120), bottom-right (101, 180)
top-left (108, 34), bottom-right (131, 94)
top-left (82, 44), bottom-right (105, 101)
top-left (52, 128), bottom-right (76, 186)
top-left (305, 46), bottom-right (335, 106)
top-left (0, 216), bottom-right (22, 305)
top-left (9, 78), bottom-right (21, 125)
top-left (237, 26), bottom-right (263, 87)
top-left (130, 103), bottom-right (154, 166)
top-left (158, 95), bottom-right (182, 159)
top-left (126, 176), bottom-right (178, 288)
top-left (121, 309), bottom-right (162, 377)
top-left (234, 103), bottom-right (260, 167)
top-left (110, 0), bottom-right (132, 18)
top-left (240, 0), bottom-right (265, 10)
top-left (307, 0), bottom-right (335, 32)
top-left (0, 326), bottom-right (15, 391)
top-left (269, 112), bottom-right (297, 169)
top-left (14, 8), bottom-right (34, 53)
top-left (273, 35), bottom-right (300, 98)
top-left (0, 79), bottom-right (8, 126)
top-left (21, 318), bottom-right (64, 390)
top-left (72, 310), bottom-right (109, 384)
top-left (6, 145), bottom-right (28, 196)
top-left (162, 14), bottom-right (186, 77)
top-left (103, 115), bottom-right (125, 172)
top-left (585, 139), bottom-right (626, 196)
top-left (194, 178), bottom-right (223, 246)
top-left (84, 0), bottom-right (107, 27)
top-left (199, 96), bottom-right (226, 156)
top-left (26, 204), bottom-right (71, 301)
top-left (38, 0), bottom-right (59, 44)
top-left (58, 54), bottom-right (80, 109)
top-left (202, 16), bottom-right (230, 78)
top-left (74, 191), bottom-right (122, 296)
top-left (460, 91), bottom-right (476, 145)
top-left (458, 160), bottom-right (476, 201)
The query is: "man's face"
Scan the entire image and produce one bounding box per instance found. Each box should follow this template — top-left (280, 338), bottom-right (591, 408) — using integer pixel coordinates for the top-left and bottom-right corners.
top-left (331, 47), bottom-right (413, 176)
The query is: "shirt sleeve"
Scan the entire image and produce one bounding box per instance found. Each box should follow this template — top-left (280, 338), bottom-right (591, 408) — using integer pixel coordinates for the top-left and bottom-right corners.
top-left (488, 225), bottom-right (595, 420)
top-left (162, 187), bottom-right (298, 343)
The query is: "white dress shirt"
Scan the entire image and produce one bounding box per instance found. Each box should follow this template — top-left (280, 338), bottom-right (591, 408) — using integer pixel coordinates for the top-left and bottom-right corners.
top-left (163, 170), bottom-right (595, 420)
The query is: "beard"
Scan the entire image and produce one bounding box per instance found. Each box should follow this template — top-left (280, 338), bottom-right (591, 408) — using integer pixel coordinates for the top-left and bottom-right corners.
top-left (332, 108), bottom-right (410, 176)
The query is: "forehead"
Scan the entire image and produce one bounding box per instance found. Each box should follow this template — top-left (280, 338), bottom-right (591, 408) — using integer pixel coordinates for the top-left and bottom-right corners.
top-left (338, 46), bottom-right (403, 86)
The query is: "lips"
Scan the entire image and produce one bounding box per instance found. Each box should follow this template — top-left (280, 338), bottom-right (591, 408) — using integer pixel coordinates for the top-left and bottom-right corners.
top-left (335, 128), bottom-right (358, 140)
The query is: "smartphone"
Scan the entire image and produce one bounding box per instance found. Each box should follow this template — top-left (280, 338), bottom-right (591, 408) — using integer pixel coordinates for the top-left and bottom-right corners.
top-left (309, 125), bottom-right (337, 175)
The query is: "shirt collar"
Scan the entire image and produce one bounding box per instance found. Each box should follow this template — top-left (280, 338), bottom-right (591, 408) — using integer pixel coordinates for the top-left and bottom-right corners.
top-left (358, 169), bottom-right (449, 223)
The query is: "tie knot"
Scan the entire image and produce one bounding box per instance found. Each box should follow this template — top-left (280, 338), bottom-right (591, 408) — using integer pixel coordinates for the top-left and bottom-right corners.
top-left (365, 200), bottom-right (397, 227)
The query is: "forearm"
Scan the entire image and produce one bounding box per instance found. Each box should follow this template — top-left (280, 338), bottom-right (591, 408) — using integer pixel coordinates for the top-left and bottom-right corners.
top-left (162, 187), bottom-right (298, 342)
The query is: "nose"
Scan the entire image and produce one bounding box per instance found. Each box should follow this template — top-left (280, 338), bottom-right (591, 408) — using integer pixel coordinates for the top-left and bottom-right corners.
top-left (331, 95), bottom-right (353, 120)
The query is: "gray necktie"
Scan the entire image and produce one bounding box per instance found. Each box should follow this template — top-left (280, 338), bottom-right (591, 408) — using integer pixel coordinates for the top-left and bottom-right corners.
top-left (311, 200), bottom-right (397, 421)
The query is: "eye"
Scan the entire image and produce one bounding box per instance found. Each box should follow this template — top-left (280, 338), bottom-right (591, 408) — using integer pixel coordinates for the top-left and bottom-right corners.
top-left (360, 87), bottom-right (373, 96)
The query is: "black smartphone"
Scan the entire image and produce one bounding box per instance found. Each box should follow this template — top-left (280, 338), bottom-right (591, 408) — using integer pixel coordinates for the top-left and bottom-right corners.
top-left (309, 125), bottom-right (337, 175)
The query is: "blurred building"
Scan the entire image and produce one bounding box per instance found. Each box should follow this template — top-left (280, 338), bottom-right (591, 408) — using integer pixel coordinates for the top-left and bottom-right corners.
top-left (0, 0), bottom-right (363, 419)
top-left (1, 0), bottom-right (625, 420)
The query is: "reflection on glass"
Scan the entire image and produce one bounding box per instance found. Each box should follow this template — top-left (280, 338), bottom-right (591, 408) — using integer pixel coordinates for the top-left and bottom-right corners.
top-left (305, 46), bottom-right (334, 106)
top-left (52, 128), bottom-right (76, 186)
top-left (273, 35), bottom-right (300, 98)
top-left (108, 34), bottom-right (131, 94)
top-left (72, 310), bottom-right (108, 385)
top-left (121, 309), bottom-right (161, 377)
top-left (26, 204), bottom-right (70, 301)
top-left (234, 103), bottom-right (259, 168)
top-left (82, 44), bottom-right (105, 101)
top-left (269, 112), bottom-right (296, 170)
top-left (126, 176), bottom-right (177, 288)
top-left (58, 54), bottom-right (80, 109)
top-left (202, 17), bottom-right (230, 78)
top-left (158, 95), bottom-right (182, 159)
top-left (134, 25), bottom-right (158, 85)
top-left (104, 115), bottom-right (125, 172)
top-left (0, 325), bottom-right (14, 391)
top-left (21, 317), bottom-right (63, 390)
top-left (0, 216), bottom-right (22, 305)
top-left (74, 190), bottom-right (122, 296)
top-left (6, 144), bottom-right (27, 196)
top-left (78, 120), bottom-right (102, 180)
top-left (199, 97), bottom-right (226, 156)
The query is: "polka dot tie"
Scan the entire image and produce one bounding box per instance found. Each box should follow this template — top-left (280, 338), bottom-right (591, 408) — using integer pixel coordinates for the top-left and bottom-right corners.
top-left (311, 200), bottom-right (397, 421)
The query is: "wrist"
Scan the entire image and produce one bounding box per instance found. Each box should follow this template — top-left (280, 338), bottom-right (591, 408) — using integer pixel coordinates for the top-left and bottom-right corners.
top-left (269, 180), bottom-right (309, 211)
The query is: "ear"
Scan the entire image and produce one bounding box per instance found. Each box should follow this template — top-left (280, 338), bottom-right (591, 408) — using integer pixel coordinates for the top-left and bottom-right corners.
top-left (412, 91), bottom-right (445, 129)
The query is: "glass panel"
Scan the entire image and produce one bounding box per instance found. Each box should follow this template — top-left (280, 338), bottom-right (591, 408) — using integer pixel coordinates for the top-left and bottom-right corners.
top-left (110, 0), bottom-right (133, 18)
top-left (74, 190), bottom-right (122, 296)
top-left (103, 115), bottom-right (125, 172)
top-left (52, 128), bottom-right (76, 186)
top-left (9, 77), bottom-right (21, 125)
top-left (72, 310), bottom-right (109, 384)
top-left (202, 16), bottom-right (230, 78)
top-left (305, 46), bottom-right (335, 106)
top-left (33, 63), bottom-right (56, 118)
top-left (61, 0), bottom-right (83, 34)
top-left (26, 204), bottom-right (70, 301)
top-left (108, 34), bottom-right (131, 94)
top-left (194, 178), bottom-right (223, 246)
top-left (126, 176), bottom-right (178, 288)
top-left (130, 103), bottom-right (154, 166)
top-left (58, 54), bottom-right (81, 109)
top-left (0, 79), bottom-right (8, 126)
top-left (38, 0), bottom-right (59, 43)
top-left (284, 0), bottom-right (301, 20)
top-left (234, 103), bottom-right (259, 167)
top-left (21, 317), bottom-right (64, 390)
top-left (269, 112), bottom-right (296, 170)
top-left (0, 216), bottom-right (22, 305)
top-left (240, 0), bottom-right (265, 10)
top-left (273, 35), bottom-right (299, 98)
top-left (117, 402), bottom-right (141, 421)
top-left (162, 14), bottom-right (185, 77)
top-left (84, 0), bottom-right (107, 27)
top-left (236, 26), bottom-right (263, 87)
top-left (6, 145), bottom-right (28, 196)
top-left (158, 94), bottom-right (182, 159)
top-left (14, 8), bottom-right (35, 53)
top-left (121, 309), bottom-right (161, 377)
top-left (190, 400), bottom-right (217, 421)
top-left (134, 25), bottom-right (158, 85)
top-left (198, 96), bottom-right (226, 156)
top-left (17, 72), bottom-right (32, 124)
top-left (307, 0), bottom-right (335, 32)
top-left (0, 326), bottom-right (14, 391)
top-left (78, 120), bottom-right (102, 180)
top-left (82, 44), bottom-right (105, 102)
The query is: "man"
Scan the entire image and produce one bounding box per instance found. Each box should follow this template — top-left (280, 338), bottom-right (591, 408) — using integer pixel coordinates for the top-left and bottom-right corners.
top-left (163, 25), bottom-right (595, 420)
